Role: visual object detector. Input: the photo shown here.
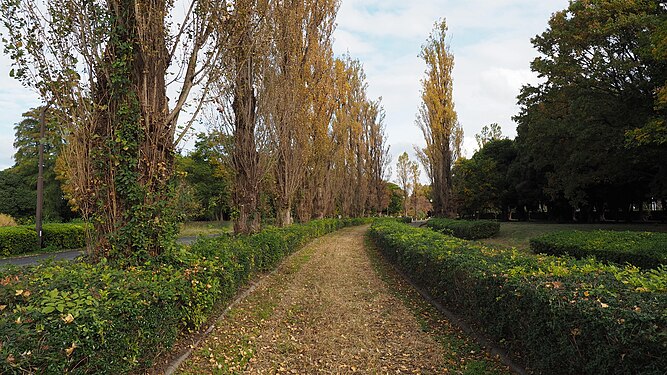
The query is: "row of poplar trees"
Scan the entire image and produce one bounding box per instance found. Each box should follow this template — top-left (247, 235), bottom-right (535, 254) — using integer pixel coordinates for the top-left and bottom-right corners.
top-left (213, 1), bottom-right (390, 234)
top-left (0, 0), bottom-right (389, 262)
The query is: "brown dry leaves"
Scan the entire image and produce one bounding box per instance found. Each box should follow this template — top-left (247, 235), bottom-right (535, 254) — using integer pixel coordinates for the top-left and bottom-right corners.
top-left (178, 226), bottom-right (509, 374)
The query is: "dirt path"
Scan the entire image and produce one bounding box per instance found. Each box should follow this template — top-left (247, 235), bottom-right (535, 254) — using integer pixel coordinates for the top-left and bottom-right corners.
top-left (178, 226), bottom-right (509, 374)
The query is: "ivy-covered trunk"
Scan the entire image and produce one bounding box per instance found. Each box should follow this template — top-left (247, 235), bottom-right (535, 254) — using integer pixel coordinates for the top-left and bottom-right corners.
top-left (89, 0), bottom-right (176, 262)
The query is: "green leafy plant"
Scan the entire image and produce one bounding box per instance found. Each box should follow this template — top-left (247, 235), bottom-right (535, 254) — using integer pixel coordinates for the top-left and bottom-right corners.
top-left (370, 220), bottom-right (667, 375)
top-left (0, 218), bottom-right (372, 374)
top-left (0, 223), bottom-right (89, 257)
top-left (0, 227), bottom-right (38, 256)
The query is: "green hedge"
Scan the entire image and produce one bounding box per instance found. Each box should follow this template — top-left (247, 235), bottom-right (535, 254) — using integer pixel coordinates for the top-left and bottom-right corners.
top-left (0, 227), bottom-right (38, 257)
top-left (369, 221), bottom-right (667, 375)
top-left (0, 218), bottom-right (371, 374)
top-left (0, 224), bottom-right (88, 257)
top-left (530, 230), bottom-right (667, 269)
top-left (41, 224), bottom-right (88, 251)
top-left (425, 217), bottom-right (500, 239)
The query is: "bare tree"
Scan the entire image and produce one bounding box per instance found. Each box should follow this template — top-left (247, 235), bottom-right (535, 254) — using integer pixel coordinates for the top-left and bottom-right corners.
top-left (212, 0), bottom-right (274, 234)
top-left (475, 122), bottom-right (503, 150)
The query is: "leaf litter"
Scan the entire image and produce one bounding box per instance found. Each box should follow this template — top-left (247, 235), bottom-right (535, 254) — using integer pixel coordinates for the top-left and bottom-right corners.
top-left (178, 226), bottom-right (510, 374)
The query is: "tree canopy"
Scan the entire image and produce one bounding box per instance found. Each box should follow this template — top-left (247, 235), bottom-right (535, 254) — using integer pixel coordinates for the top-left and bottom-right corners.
top-left (514, 0), bottom-right (667, 219)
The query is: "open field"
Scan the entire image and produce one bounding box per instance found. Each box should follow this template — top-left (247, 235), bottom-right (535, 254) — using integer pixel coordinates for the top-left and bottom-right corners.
top-left (177, 220), bottom-right (233, 237)
top-left (479, 221), bottom-right (667, 251)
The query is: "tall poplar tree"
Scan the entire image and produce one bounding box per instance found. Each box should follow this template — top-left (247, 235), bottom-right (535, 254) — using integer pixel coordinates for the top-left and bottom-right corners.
top-left (213, 0), bottom-right (272, 234)
top-left (266, 0), bottom-right (339, 226)
top-left (395, 152), bottom-right (411, 217)
top-left (416, 19), bottom-right (459, 217)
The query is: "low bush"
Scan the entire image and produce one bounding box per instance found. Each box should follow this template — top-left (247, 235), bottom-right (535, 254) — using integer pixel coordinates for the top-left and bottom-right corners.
top-left (0, 227), bottom-right (38, 257)
top-left (397, 216), bottom-right (412, 224)
top-left (530, 230), bottom-right (667, 269)
top-left (369, 221), bottom-right (667, 375)
top-left (0, 218), bottom-right (371, 374)
top-left (425, 217), bottom-right (500, 239)
top-left (42, 224), bottom-right (88, 251)
top-left (0, 223), bottom-right (89, 257)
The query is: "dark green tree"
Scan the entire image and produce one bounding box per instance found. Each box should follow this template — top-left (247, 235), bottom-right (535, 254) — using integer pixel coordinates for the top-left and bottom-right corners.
top-left (0, 167), bottom-right (35, 219)
top-left (515, 0), bottom-right (667, 220)
top-left (176, 133), bottom-right (232, 222)
top-left (12, 107), bottom-right (73, 221)
top-left (385, 182), bottom-right (405, 216)
top-left (452, 139), bottom-right (518, 219)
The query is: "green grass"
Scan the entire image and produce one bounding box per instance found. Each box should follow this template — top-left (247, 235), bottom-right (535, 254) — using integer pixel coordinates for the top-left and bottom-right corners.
top-left (178, 220), bottom-right (233, 237)
top-left (478, 222), bottom-right (667, 252)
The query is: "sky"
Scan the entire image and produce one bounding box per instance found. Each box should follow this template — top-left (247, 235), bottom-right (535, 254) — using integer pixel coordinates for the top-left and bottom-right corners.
top-left (330, 0), bottom-right (569, 177)
top-left (0, 0), bottom-right (569, 173)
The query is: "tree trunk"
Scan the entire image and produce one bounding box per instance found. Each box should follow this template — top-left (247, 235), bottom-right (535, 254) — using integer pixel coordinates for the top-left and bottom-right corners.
top-left (235, 202), bottom-right (260, 234)
top-left (89, 0), bottom-right (175, 262)
top-left (230, 4), bottom-right (262, 235)
top-left (277, 198), bottom-right (293, 227)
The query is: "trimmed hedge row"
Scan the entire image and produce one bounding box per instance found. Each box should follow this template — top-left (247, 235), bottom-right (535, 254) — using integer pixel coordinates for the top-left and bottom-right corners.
top-left (425, 217), bottom-right (500, 239)
top-left (369, 221), bottom-right (667, 375)
top-left (0, 218), bottom-right (371, 374)
top-left (530, 230), bottom-right (667, 269)
top-left (0, 227), bottom-right (37, 257)
top-left (0, 224), bottom-right (88, 257)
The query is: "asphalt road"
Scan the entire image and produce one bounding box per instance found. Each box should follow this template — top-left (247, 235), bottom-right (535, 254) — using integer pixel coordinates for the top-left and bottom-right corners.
top-left (0, 249), bottom-right (84, 267)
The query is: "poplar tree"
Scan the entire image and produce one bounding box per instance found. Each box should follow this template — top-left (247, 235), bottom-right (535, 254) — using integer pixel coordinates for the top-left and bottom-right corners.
top-left (213, 0), bottom-right (272, 234)
top-left (416, 19), bottom-right (460, 217)
top-left (395, 152), bottom-right (411, 217)
top-left (266, 0), bottom-right (339, 226)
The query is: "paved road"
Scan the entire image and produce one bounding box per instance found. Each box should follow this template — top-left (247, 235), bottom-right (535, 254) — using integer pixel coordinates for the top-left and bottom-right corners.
top-left (0, 235), bottom-right (223, 267)
top-left (0, 249), bottom-right (84, 267)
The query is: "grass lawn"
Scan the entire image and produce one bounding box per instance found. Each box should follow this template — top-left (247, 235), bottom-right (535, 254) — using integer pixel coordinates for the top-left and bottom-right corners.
top-left (478, 221), bottom-right (667, 251)
top-left (178, 220), bottom-right (233, 237)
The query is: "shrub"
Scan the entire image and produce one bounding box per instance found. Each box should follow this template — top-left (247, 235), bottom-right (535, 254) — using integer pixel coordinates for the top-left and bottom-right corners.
top-left (0, 226), bottom-right (38, 257)
top-left (425, 217), bottom-right (499, 239)
top-left (0, 223), bottom-right (89, 257)
top-left (0, 218), bottom-right (371, 374)
top-left (530, 230), bottom-right (667, 269)
top-left (0, 214), bottom-right (17, 227)
top-left (397, 216), bottom-right (412, 224)
top-left (41, 223), bottom-right (88, 251)
top-left (369, 220), bottom-right (667, 375)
